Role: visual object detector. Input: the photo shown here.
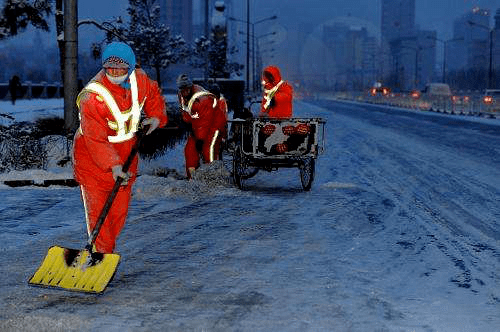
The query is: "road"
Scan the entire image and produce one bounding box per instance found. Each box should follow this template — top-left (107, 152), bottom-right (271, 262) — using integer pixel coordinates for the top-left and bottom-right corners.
top-left (1, 99), bottom-right (500, 331)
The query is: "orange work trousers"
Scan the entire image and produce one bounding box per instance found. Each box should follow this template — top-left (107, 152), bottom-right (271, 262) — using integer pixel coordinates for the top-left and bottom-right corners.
top-left (80, 183), bottom-right (132, 253)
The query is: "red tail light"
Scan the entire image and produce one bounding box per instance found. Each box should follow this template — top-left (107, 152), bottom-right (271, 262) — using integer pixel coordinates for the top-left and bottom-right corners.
top-left (483, 96), bottom-right (493, 104)
top-left (410, 90), bottom-right (420, 99)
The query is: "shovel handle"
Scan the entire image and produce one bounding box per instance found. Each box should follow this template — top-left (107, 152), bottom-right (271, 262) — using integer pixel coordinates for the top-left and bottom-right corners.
top-left (86, 126), bottom-right (148, 250)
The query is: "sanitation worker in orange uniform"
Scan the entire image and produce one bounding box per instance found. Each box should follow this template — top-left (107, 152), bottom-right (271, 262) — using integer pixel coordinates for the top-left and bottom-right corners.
top-left (177, 74), bottom-right (226, 179)
top-left (259, 65), bottom-right (293, 119)
top-left (72, 42), bottom-right (168, 253)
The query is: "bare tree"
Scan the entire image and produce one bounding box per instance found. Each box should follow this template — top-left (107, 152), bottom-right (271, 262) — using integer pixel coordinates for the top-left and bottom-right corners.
top-left (0, 0), bottom-right (51, 39)
top-left (111, 0), bottom-right (189, 87)
top-left (191, 36), bottom-right (243, 80)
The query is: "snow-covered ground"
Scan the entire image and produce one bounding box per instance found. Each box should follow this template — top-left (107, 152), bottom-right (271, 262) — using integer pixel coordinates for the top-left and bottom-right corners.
top-left (1, 97), bottom-right (500, 331)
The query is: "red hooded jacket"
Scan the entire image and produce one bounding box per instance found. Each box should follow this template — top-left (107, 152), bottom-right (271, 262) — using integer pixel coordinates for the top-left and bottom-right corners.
top-left (260, 66), bottom-right (293, 119)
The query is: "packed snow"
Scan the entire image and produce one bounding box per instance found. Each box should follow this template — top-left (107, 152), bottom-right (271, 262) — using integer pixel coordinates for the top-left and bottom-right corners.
top-left (1, 97), bottom-right (500, 331)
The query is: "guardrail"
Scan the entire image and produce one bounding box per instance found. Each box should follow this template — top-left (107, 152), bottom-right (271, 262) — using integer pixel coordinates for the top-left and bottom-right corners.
top-left (0, 82), bottom-right (63, 100)
top-left (325, 91), bottom-right (499, 119)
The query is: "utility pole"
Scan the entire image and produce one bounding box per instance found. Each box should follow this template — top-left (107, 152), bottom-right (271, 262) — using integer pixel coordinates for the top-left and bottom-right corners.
top-left (204, 0), bottom-right (210, 81)
top-left (246, 0), bottom-right (250, 94)
top-left (467, 20), bottom-right (493, 89)
top-left (204, 0), bottom-right (209, 37)
top-left (488, 29), bottom-right (493, 89)
top-left (63, 0), bottom-right (79, 133)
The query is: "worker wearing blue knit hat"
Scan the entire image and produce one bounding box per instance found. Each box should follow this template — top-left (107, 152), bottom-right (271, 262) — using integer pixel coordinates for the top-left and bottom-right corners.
top-left (73, 41), bottom-right (169, 253)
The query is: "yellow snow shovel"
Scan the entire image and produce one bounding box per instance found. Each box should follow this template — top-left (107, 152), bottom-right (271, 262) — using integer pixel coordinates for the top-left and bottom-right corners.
top-left (29, 128), bottom-right (146, 293)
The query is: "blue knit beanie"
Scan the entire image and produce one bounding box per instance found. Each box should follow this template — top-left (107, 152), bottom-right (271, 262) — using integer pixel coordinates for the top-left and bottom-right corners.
top-left (102, 42), bottom-right (136, 88)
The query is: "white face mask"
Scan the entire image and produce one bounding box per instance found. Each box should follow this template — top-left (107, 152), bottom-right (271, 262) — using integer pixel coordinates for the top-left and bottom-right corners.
top-left (106, 72), bottom-right (128, 85)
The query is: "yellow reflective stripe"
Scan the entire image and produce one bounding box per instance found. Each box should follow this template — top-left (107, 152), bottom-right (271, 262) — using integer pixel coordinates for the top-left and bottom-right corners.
top-left (209, 130), bottom-right (219, 162)
top-left (80, 186), bottom-right (91, 236)
top-left (185, 91), bottom-right (215, 115)
top-left (263, 80), bottom-right (284, 109)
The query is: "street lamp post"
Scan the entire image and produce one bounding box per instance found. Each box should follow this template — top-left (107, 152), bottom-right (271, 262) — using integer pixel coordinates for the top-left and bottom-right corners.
top-left (398, 45), bottom-right (420, 89)
top-left (229, 13), bottom-right (277, 94)
top-left (428, 37), bottom-right (446, 83)
top-left (427, 36), bottom-right (464, 83)
top-left (468, 20), bottom-right (494, 89)
top-left (254, 32), bottom-right (276, 91)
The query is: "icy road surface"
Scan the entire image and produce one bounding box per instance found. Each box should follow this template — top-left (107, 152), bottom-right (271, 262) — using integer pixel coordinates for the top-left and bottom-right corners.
top-left (1, 99), bottom-right (500, 331)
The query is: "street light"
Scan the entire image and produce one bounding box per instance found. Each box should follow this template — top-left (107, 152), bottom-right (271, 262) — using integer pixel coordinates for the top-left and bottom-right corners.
top-left (228, 14), bottom-right (277, 93)
top-left (427, 36), bottom-right (464, 83)
top-left (467, 20), bottom-right (494, 89)
top-left (398, 44), bottom-right (421, 89)
top-left (239, 30), bottom-right (277, 90)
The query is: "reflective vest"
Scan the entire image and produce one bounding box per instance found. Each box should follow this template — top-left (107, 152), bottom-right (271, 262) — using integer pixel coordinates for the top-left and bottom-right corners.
top-left (182, 91), bottom-right (217, 119)
top-left (263, 80), bottom-right (284, 110)
top-left (78, 70), bottom-right (143, 143)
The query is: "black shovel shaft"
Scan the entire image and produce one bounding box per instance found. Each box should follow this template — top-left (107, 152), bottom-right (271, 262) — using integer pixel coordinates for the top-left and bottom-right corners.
top-left (86, 128), bottom-right (146, 250)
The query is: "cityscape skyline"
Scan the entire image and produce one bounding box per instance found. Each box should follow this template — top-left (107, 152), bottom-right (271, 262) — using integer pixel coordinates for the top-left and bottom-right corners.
top-left (0, 0), bottom-right (498, 91)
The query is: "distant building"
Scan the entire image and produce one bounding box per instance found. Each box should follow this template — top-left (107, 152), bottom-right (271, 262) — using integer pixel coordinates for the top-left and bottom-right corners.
top-left (494, 8), bottom-right (500, 83)
top-left (448, 7), bottom-right (491, 74)
top-left (417, 30), bottom-right (437, 86)
top-left (381, 0), bottom-right (419, 90)
top-left (321, 22), bottom-right (381, 91)
top-left (381, 0), bottom-right (415, 43)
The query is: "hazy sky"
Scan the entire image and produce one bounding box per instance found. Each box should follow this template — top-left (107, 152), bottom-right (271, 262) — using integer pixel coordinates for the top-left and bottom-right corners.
top-left (1, 0), bottom-right (499, 82)
top-left (78, 0), bottom-right (500, 38)
top-left (3, 0), bottom-right (498, 49)
top-left (74, 0), bottom-right (500, 40)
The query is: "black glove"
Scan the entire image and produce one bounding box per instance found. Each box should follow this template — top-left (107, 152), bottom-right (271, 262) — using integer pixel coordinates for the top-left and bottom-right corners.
top-left (269, 97), bottom-right (276, 108)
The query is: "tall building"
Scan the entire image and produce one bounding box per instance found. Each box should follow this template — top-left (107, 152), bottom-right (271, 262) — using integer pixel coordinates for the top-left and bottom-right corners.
top-left (448, 7), bottom-right (490, 73)
top-left (321, 23), bottom-right (381, 90)
top-left (417, 30), bottom-right (437, 85)
top-left (494, 8), bottom-right (500, 84)
top-left (381, 0), bottom-right (419, 90)
top-left (381, 0), bottom-right (415, 44)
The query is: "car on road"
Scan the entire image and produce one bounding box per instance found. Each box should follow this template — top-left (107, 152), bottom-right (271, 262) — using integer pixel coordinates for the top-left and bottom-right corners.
top-left (369, 82), bottom-right (390, 97)
top-left (418, 83), bottom-right (452, 111)
top-left (481, 89), bottom-right (500, 113)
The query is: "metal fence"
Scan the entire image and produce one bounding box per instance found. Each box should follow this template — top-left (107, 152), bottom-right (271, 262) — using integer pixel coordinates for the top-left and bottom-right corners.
top-left (0, 82), bottom-right (63, 100)
top-left (325, 91), bottom-right (499, 119)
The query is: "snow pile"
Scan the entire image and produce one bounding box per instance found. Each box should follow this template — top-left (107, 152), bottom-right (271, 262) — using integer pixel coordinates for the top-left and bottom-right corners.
top-left (134, 160), bottom-right (233, 201)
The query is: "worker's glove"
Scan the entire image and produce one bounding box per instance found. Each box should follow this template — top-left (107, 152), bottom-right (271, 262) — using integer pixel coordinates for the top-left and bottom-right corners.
top-left (141, 117), bottom-right (160, 135)
top-left (269, 97), bottom-right (276, 108)
top-left (111, 165), bottom-right (131, 185)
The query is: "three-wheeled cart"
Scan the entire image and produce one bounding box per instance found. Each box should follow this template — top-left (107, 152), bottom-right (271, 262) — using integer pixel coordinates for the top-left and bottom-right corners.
top-left (224, 117), bottom-right (326, 191)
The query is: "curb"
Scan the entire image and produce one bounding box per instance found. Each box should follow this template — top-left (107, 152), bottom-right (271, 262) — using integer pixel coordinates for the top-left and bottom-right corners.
top-left (3, 179), bottom-right (78, 188)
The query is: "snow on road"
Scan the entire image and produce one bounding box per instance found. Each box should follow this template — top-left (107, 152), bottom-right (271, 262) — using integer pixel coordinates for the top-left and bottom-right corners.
top-left (1, 98), bottom-right (500, 331)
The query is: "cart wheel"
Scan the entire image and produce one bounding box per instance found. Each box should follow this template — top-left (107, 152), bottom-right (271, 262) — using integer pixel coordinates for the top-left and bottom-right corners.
top-left (241, 166), bottom-right (259, 179)
top-left (299, 157), bottom-right (315, 191)
top-left (221, 146), bottom-right (234, 175)
top-left (232, 146), bottom-right (243, 189)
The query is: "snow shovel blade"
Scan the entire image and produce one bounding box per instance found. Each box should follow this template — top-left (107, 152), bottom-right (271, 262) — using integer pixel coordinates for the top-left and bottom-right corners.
top-left (28, 245), bottom-right (120, 294)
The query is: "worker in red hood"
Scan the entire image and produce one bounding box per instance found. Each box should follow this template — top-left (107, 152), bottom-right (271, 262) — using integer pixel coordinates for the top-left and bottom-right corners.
top-left (259, 65), bottom-right (293, 119)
